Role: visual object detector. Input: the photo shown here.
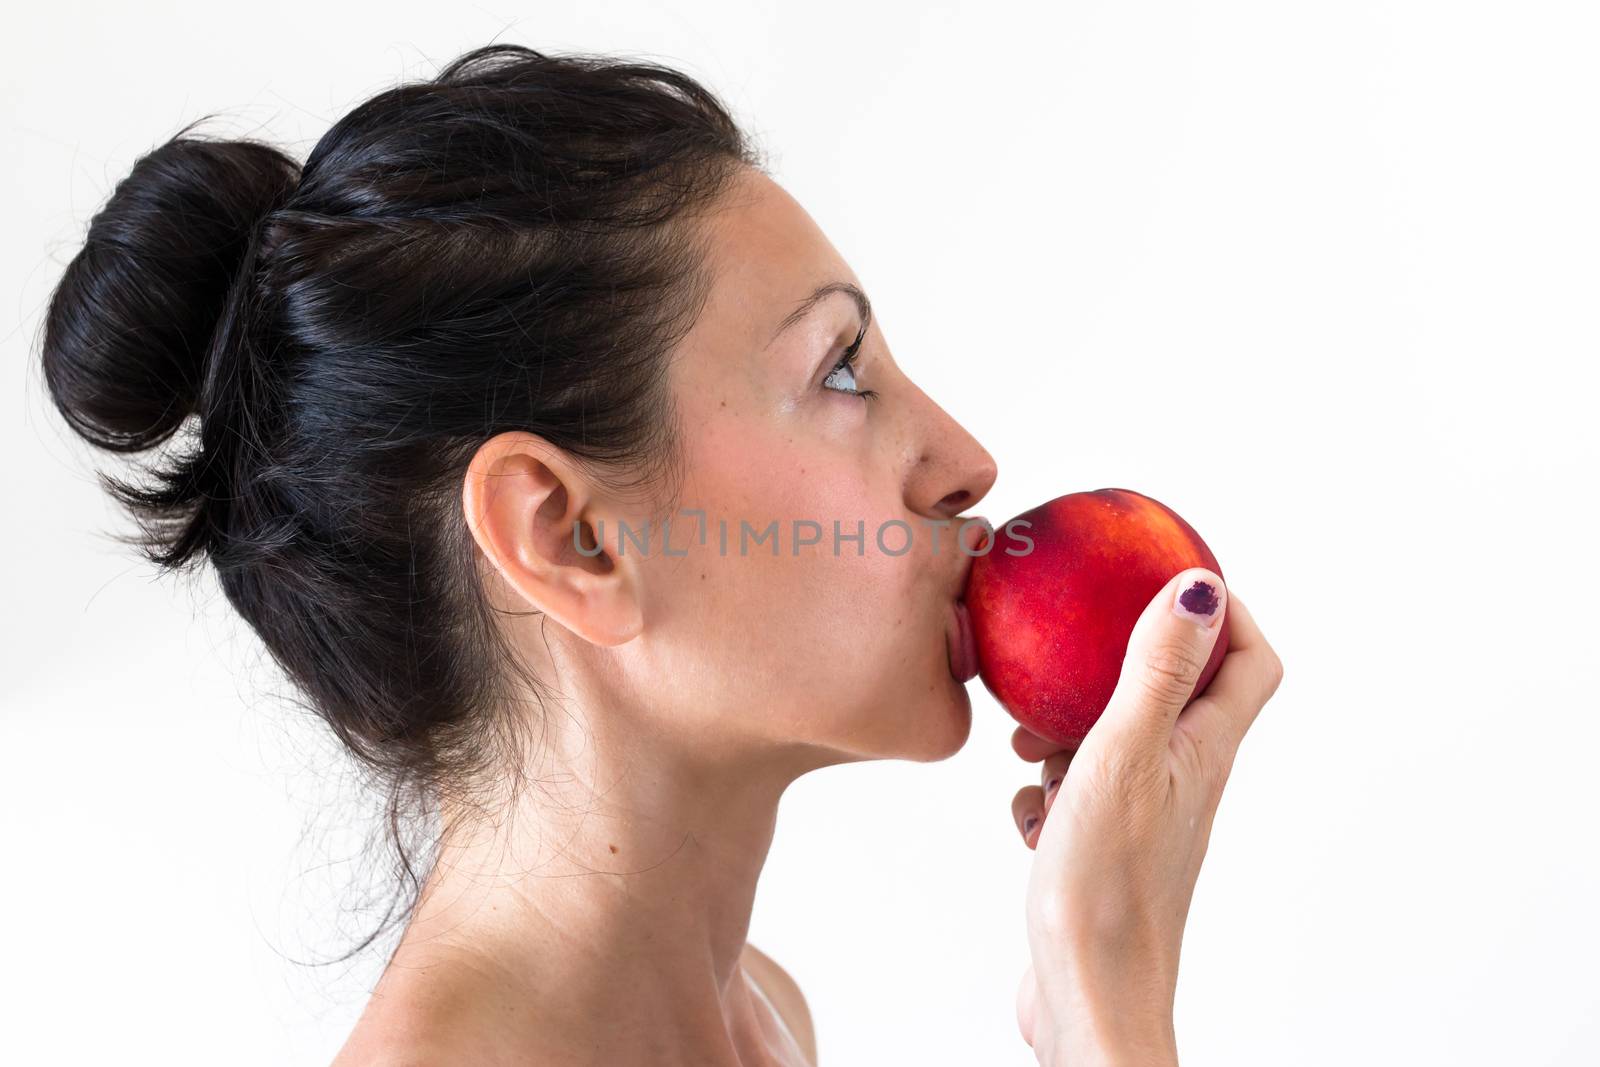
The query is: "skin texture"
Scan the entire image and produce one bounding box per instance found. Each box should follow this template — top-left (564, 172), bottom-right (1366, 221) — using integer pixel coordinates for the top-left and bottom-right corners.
top-left (332, 166), bottom-right (999, 1066)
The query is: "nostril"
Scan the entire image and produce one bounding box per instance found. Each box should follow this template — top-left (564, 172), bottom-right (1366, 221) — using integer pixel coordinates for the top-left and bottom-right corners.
top-left (938, 489), bottom-right (971, 512)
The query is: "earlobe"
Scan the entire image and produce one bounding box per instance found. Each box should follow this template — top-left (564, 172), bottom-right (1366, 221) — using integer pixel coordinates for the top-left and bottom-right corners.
top-left (461, 431), bottom-right (643, 647)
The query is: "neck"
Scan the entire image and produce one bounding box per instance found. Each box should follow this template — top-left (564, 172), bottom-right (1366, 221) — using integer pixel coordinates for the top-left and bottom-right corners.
top-left (364, 682), bottom-right (825, 1064)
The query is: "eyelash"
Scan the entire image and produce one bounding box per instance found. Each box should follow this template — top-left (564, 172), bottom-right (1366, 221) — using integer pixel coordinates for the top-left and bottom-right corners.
top-left (825, 327), bottom-right (879, 402)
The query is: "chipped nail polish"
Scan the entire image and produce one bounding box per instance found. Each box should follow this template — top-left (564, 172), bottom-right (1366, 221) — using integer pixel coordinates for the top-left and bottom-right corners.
top-left (1174, 578), bottom-right (1223, 627)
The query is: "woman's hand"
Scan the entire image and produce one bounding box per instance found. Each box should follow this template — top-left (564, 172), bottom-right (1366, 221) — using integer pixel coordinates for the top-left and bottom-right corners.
top-left (1008, 569), bottom-right (1283, 1066)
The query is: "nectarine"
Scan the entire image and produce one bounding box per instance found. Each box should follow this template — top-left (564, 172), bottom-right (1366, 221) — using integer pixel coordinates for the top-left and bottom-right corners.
top-left (963, 488), bottom-right (1229, 747)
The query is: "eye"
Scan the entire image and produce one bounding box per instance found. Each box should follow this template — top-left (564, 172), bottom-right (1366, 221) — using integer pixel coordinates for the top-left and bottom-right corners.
top-left (821, 326), bottom-right (879, 402)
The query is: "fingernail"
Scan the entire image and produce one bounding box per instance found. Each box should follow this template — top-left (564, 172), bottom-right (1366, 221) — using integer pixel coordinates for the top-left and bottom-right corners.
top-left (1022, 814), bottom-right (1039, 838)
top-left (1044, 776), bottom-right (1060, 799)
top-left (1173, 576), bottom-right (1224, 628)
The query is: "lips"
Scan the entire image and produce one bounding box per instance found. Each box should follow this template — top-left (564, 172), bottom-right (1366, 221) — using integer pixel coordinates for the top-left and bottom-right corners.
top-left (947, 599), bottom-right (979, 683)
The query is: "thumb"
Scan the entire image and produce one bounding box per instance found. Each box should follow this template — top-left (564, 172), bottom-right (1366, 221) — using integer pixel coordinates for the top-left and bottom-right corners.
top-left (1090, 566), bottom-right (1228, 753)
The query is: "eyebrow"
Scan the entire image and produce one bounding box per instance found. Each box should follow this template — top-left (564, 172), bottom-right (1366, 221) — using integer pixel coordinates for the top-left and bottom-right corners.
top-left (764, 281), bottom-right (873, 350)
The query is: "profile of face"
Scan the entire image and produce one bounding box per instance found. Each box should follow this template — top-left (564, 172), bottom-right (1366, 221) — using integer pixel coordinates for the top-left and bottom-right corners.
top-left (466, 167), bottom-right (999, 776)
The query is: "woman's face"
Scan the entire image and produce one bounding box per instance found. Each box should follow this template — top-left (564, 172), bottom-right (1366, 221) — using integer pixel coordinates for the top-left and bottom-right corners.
top-left (615, 167), bottom-right (999, 767)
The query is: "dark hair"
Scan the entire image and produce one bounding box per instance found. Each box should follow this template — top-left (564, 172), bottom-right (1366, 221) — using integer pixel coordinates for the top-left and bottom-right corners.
top-left (39, 43), bottom-right (764, 959)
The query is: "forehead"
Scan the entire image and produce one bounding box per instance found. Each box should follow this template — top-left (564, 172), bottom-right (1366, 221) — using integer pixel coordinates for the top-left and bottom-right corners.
top-left (692, 169), bottom-right (856, 343)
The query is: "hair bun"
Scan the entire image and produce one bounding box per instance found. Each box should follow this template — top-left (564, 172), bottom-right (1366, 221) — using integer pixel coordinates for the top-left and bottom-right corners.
top-left (42, 123), bottom-right (299, 454)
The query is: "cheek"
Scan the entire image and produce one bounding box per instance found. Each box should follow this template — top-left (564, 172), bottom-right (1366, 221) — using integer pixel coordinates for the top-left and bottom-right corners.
top-left (701, 423), bottom-right (907, 607)
top-left (653, 421), bottom-right (927, 715)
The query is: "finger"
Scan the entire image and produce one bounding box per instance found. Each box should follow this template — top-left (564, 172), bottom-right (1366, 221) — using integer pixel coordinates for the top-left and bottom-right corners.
top-left (1091, 566), bottom-right (1228, 755)
top-left (1040, 751), bottom-right (1073, 813)
top-left (1011, 785), bottom-right (1045, 848)
top-left (1011, 724), bottom-right (1068, 763)
top-left (1173, 591), bottom-right (1283, 772)
top-left (1205, 585), bottom-right (1273, 657)
top-left (1188, 590), bottom-right (1281, 717)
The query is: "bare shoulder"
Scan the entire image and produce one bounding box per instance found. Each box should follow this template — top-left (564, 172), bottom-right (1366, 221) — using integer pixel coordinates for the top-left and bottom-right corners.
top-left (328, 999), bottom-right (441, 1067)
top-left (741, 942), bottom-right (817, 1064)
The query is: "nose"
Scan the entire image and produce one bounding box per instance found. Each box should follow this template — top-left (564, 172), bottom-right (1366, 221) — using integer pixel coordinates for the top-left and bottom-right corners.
top-left (906, 409), bottom-right (998, 523)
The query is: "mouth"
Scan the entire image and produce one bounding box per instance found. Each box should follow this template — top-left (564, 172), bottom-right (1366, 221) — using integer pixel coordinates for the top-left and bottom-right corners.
top-left (947, 598), bottom-right (980, 684)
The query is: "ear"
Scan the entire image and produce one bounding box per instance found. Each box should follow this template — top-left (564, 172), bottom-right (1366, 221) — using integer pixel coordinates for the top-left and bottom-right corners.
top-left (461, 430), bottom-right (643, 647)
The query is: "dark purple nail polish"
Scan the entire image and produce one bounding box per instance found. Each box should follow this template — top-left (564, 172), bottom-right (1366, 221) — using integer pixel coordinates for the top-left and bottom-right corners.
top-left (1174, 578), bottom-right (1223, 626)
top-left (1023, 814), bottom-right (1039, 837)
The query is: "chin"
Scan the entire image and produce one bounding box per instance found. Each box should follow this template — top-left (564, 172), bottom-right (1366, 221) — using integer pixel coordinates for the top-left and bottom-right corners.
top-left (903, 682), bottom-right (974, 763)
top-left (823, 647), bottom-right (977, 764)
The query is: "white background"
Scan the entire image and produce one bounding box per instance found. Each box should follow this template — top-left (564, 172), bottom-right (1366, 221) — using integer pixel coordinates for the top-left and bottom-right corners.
top-left (5, 2), bottom-right (1598, 1064)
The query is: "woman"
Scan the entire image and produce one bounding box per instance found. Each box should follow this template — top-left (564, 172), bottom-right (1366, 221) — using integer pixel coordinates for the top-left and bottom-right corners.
top-left (40, 43), bottom-right (1282, 1065)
